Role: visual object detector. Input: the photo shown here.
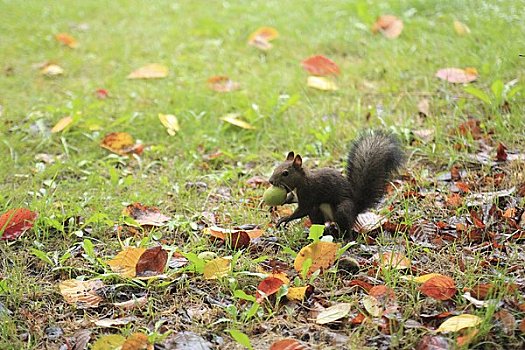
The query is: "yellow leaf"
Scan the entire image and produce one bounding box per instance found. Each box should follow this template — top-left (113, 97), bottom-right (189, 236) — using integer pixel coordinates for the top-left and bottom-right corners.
top-left (248, 27), bottom-right (279, 50)
top-left (287, 286), bottom-right (308, 301)
top-left (158, 113), bottom-right (180, 136)
top-left (316, 303), bottom-right (352, 324)
top-left (92, 334), bottom-right (126, 350)
top-left (51, 116), bottom-right (73, 133)
top-left (268, 272), bottom-right (290, 285)
top-left (203, 257), bottom-right (231, 279)
top-left (100, 132), bottom-right (143, 156)
top-left (59, 279), bottom-right (104, 308)
top-left (41, 64), bottom-right (64, 76)
top-left (306, 76), bottom-right (338, 91)
top-left (294, 241), bottom-right (339, 276)
top-left (454, 20), bottom-right (471, 36)
top-left (127, 64), bottom-right (168, 79)
top-left (221, 113), bottom-right (255, 130)
top-left (436, 314), bottom-right (482, 333)
top-left (412, 273), bottom-right (445, 283)
top-left (107, 247), bottom-right (146, 278)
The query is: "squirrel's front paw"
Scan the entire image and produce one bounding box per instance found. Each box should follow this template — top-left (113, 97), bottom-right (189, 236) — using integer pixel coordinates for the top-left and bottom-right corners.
top-left (276, 217), bottom-right (289, 229)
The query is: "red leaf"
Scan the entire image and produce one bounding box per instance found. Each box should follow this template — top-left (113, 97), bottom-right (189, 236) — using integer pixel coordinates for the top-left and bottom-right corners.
top-left (301, 55), bottom-right (340, 76)
top-left (0, 208), bottom-right (38, 241)
top-left (469, 210), bottom-right (486, 229)
top-left (136, 246), bottom-right (168, 277)
top-left (95, 88), bottom-right (109, 99)
top-left (256, 277), bottom-right (284, 303)
top-left (420, 275), bottom-right (457, 301)
top-left (270, 339), bottom-right (307, 350)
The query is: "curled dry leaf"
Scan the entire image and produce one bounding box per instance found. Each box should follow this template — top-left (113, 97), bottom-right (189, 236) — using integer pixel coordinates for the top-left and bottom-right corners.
top-left (122, 332), bottom-right (153, 350)
top-left (100, 132), bottom-right (143, 156)
top-left (436, 67), bottom-right (478, 84)
top-left (94, 316), bottom-right (138, 327)
top-left (436, 314), bottom-right (482, 333)
top-left (123, 203), bottom-right (171, 226)
top-left (113, 295), bottom-right (148, 310)
top-left (353, 212), bottom-right (386, 233)
top-left (136, 246), bottom-right (168, 277)
top-left (294, 241), bottom-right (339, 276)
top-left (420, 275), bottom-right (457, 301)
top-left (301, 55), bottom-right (340, 76)
top-left (207, 76), bottom-right (240, 92)
top-left (158, 113), bottom-right (180, 136)
top-left (203, 257), bottom-right (231, 279)
top-left (256, 276), bottom-right (285, 303)
top-left (107, 247), bottom-right (147, 278)
top-left (51, 116), bottom-right (73, 133)
top-left (127, 63), bottom-right (168, 79)
top-left (41, 64), bottom-right (64, 76)
top-left (55, 33), bottom-right (78, 48)
top-left (248, 26), bottom-right (279, 50)
top-left (316, 303), bottom-right (352, 325)
top-left (372, 15), bottom-right (403, 39)
top-left (59, 279), bottom-right (104, 308)
top-left (453, 20), bottom-right (471, 36)
top-left (374, 252), bottom-right (411, 270)
top-left (270, 338), bottom-right (308, 350)
top-left (221, 113), bottom-right (255, 130)
top-left (306, 76), bottom-right (338, 91)
top-left (0, 208), bottom-right (38, 241)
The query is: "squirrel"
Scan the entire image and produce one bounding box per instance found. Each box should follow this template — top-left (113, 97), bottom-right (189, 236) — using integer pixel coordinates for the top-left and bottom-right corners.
top-left (269, 130), bottom-right (405, 239)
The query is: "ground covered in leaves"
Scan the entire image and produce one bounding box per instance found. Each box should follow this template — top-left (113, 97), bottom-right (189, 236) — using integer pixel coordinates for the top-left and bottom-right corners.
top-left (1, 1), bottom-right (525, 349)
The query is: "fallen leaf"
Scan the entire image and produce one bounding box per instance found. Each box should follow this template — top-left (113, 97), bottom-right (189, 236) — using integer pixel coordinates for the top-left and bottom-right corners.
top-left (453, 20), bottom-right (471, 36)
top-left (362, 295), bottom-right (382, 317)
top-left (301, 55), bottom-right (340, 76)
top-left (420, 275), bottom-right (457, 301)
top-left (51, 116), bottom-right (73, 133)
top-left (436, 68), bottom-right (477, 84)
top-left (221, 113), bottom-right (255, 130)
top-left (55, 33), bottom-right (78, 48)
top-left (316, 303), bottom-right (352, 324)
top-left (71, 329), bottom-right (92, 350)
top-left (123, 203), bottom-right (171, 226)
top-left (203, 257), bottom-right (231, 279)
top-left (100, 132), bottom-right (143, 156)
top-left (375, 252), bottom-right (411, 270)
top-left (270, 338), bottom-right (308, 350)
top-left (127, 64), bottom-right (168, 79)
top-left (136, 246), bottom-right (168, 277)
top-left (160, 331), bottom-right (213, 350)
top-left (59, 279), bottom-right (104, 308)
top-left (0, 208), bottom-right (38, 241)
top-left (94, 316), bottom-right (138, 327)
top-left (372, 15), bottom-right (403, 39)
top-left (417, 98), bottom-right (430, 117)
top-left (207, 76), bottom-right (240, 92)
top-left (122, 332), bottom-right (152, 350)
top-left (456, 328), bottom-right (479, 347)
top-left (494, 309), bottom-right (516, 335)
top-left (294, 241), bottom-right (338, 276)
top-left (286, 286), bottom-right (313, 301)
top-left (520, 319), bottom-right (525, 333)
top-left (495, 142), bottom-right (508, 161)
top-left (248, 26), bottom-right (279, 50)
top-left (92, 334), bottom-right (126, 350)
top-left (413, 129), bottom-right (435, 144)
top-left (353, 212), bottom-right (386, 233)
top-left (113, 296), bottom-right (148, 310)
top-left (256, 276), bottom-right (284, 303)
top-left (413, 273), bottom-right (446, 284)
top-left (306, 76), bottom-right (338, 91)
top-left (96, 88), bottom-right (109, 99)
top-left (436, 314), bottom-right (482, 333)
top-left (107, 247), bottom-right (147, 278)
top-left (416, 335), bottom-right (451, 350)
top-left (41, 64), bottom-right (64, 76)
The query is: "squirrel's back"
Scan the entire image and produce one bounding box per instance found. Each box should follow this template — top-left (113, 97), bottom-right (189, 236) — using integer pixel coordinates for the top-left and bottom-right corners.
top-left (346, 130), bottom-right (405, 216)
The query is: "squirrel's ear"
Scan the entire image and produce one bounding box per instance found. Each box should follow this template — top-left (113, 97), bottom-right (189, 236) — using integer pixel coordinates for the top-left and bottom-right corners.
top-left (286, 151), bottom-right (295, 161)
top-left (293, 155), bottom-right (302, 168)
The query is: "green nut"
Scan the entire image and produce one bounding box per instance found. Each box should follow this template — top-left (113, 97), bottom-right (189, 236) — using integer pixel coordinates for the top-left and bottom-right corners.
top-left (263, 185), bottom-right (287, 206)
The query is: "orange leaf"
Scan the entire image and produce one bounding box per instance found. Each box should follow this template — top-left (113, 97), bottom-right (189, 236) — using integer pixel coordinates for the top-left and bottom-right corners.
top-left (127, 64), bottom-right (168, 79)
top-left (100, 132), bottom-right (143, 156)
top-left (136, 246), bottom-right (168, 277)
top-left (207, 76), bottom-right (240, 92)
top-left (256, 276), bottom-right (284, 303)
top-left (372, 15), bottom-right (403, 39)
top-left (55, 33), bottom-right (78, 48)
top-left (301, 55), bottom-right (340, 76)
top-left (248, 27), bottom-right (279, 50)
top-left (420, 275), bottom-right (457, 301)
top-left (270, 338), bottom-right (307, 350)
top-left (0, 208), bottom-right (38, 241)
top-left (520, 319), bottom-right (525, 333)
top-left (294, 241), bottom-right (339, 276)
top-left (107, 247), bottom-right (147, 278)
top-left (436, 67), bottom-right (477, 83)
top-left (122, 332), bottom-right (153, 350)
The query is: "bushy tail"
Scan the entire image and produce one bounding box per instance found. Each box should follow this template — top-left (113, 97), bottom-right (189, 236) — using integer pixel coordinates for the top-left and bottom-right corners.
top-left (346, 130), bottom-right (405, 216)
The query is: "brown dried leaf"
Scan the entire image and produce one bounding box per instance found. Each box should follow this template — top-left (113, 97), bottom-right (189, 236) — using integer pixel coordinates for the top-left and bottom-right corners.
top-left (207, 76), bottom-right (240, 92)
top-left (59, 279), bottom-right (104, 308)
top-left (100, 132), bottom-right (143, 156)
top-left (420, 275), bottom-right (457, 301)
top-left (123, 203), bottom-right (171, 226)
top-left (270, 338), bottom-right (308, 350)
top-left (136, 246), bottom-right (168, 277)
top-left (495, 142), bottom-right (508, 161)
top-left (107, 247), bottom-right (146, 278)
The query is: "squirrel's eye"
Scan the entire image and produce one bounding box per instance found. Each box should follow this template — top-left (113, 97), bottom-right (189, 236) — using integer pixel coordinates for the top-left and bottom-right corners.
top-left (282, 170), bottom-right (289, 176)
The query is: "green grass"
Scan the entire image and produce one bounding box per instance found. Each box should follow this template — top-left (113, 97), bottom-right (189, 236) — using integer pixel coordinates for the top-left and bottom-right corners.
top-left (1, 0), bottom-right (525, 349)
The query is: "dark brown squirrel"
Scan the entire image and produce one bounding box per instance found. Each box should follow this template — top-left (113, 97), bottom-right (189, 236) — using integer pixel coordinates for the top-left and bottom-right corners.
top-left (269, 130), bottom-right (405, 238)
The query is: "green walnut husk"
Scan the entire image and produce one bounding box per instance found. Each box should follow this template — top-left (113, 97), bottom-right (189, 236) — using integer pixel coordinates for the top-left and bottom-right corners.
top-left (263, 186), bottom-right (287, 206)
